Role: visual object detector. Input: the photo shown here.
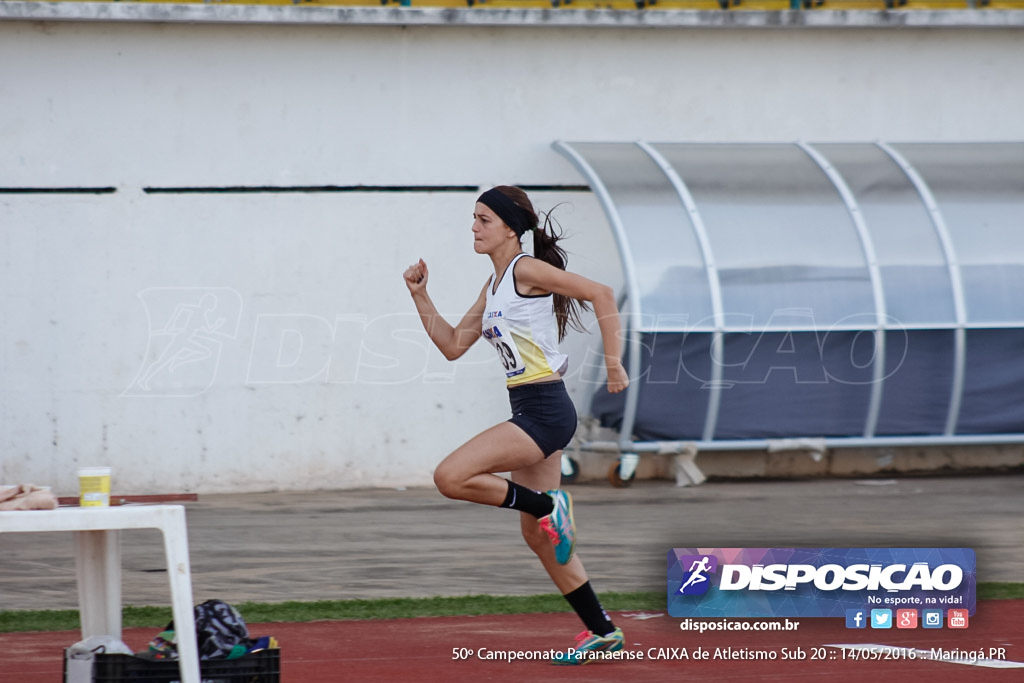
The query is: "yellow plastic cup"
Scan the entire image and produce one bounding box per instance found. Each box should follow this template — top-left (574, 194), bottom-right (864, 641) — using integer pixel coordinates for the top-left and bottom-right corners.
top-left (77, 467), bottom-right (112, 507)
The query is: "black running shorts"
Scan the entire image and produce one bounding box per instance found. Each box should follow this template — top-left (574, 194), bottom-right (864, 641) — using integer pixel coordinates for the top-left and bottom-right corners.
top-left (507, 380), bottom-right (578, 458)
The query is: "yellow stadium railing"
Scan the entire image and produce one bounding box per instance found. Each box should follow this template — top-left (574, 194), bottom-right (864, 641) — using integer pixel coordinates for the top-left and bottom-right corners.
top-left (12, 0), bottom-right (1014, 10)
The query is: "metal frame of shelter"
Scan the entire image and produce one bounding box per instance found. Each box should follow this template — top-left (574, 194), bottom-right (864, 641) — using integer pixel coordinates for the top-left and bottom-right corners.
top-left (552, 140), bottom-right (1024, 486)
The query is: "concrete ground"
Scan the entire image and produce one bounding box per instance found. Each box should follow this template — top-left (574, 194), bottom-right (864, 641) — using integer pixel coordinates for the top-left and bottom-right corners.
top-left (1, 473), bottom-right (1022, 612)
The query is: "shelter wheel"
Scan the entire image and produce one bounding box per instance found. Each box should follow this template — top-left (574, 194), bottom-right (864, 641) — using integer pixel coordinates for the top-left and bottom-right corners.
top-left (560, 455), bottom-right (580, 485)
top-left (608, 459), bottom-right (635, 488)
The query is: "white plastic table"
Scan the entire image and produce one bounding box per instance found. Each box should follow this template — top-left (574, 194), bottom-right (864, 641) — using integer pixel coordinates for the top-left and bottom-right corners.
top-left (0, 505), bottom-right (200, 683)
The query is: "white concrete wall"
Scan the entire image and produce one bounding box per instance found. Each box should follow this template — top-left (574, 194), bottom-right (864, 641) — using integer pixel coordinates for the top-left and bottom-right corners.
top-left (2, 7), bottom-right (1023, 494)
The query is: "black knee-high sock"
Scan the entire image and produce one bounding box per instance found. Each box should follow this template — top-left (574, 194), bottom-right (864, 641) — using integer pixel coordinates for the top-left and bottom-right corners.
top-left (564, 581), bottom-right (616, 637)
top-left (498, 480), bottom-right (555, 519)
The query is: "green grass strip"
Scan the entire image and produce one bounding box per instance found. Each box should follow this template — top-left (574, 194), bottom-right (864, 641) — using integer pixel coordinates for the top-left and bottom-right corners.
top-left (977, 581), bottom-right (1024, 601)
top-left (0, 592), bottom-right (662, 634)
top-left (1, 584), bottom-right (1020, 634)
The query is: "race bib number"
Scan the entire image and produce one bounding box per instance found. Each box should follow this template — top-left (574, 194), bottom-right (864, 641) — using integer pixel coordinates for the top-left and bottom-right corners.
top-left (483, 323), bottom-right (525, 378)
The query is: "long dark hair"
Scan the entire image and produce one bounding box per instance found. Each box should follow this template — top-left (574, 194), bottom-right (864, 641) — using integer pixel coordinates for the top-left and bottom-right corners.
top-left (493, 185), bottom-right (591, 341)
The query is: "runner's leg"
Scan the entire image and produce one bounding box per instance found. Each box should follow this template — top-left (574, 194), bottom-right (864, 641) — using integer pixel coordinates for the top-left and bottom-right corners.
top-left (432, 421), bottom-right (546, 507)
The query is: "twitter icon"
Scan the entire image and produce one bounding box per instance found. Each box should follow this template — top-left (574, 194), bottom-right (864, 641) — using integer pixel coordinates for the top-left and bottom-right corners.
top-left (870, 609), bottom-right (893, 629)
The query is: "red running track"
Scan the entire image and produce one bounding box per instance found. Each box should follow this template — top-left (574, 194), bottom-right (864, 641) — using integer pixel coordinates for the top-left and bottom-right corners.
top-left (3, 600), bottom-right (1022, 682)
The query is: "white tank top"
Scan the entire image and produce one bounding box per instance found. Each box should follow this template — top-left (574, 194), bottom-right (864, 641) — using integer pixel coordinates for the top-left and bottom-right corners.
top-left (482, 253), bottom-right (568, 387)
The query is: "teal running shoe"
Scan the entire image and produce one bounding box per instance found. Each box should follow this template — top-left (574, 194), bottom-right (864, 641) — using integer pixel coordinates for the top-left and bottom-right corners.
top-left (539, 489), bottom-right (575, 565)
top-left (552, 628), bottom-right (626, 666)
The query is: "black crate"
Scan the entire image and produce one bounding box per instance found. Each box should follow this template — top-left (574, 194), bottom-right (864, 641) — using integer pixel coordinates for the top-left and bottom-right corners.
top-left (83, 648), bottom-right (279, 683)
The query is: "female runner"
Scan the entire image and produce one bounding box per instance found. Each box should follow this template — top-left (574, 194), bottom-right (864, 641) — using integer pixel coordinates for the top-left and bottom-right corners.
top-left (403, 186), bottom-right (629, 665)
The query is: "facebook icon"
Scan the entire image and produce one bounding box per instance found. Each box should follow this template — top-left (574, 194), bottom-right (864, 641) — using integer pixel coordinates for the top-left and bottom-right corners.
top-left (846, 609), bottom-right (867, 629)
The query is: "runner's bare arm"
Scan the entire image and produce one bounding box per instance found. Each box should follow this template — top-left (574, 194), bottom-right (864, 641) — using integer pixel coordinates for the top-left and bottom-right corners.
top-left (513, 257), bottom-right (628, 393)
top-left (404, 259), bottom-right (486, 361)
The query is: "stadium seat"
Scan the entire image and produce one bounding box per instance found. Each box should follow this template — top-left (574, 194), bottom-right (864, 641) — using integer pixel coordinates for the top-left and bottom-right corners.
top-left (152, 0), bottom-right (406, 6)
top-left (894, 0), bottom-right (971, 7)
top-left (476, 0), bottom-right (559, 7)
top-left (727, 0), bottom-right (793, 9)
top-left (653, 0), bottom-right (738, 9)
top-left (311, 0), bottom-right (405, 6)
top-left (402, 0), bottom-right (476, 7)
top-left (557, 1), bottom-right (653, 9)
top-left (803, 0), bottom-right (891, 9)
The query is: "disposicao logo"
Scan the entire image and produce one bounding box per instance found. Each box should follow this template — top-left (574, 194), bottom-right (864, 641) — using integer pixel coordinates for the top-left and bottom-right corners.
top-left (676, 555), bottom-right (718, 596)
top-left (667, 548), bottom-right (976, 619)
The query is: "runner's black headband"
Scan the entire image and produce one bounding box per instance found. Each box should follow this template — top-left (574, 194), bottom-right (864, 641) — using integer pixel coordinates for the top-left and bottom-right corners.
top-left (477, 188), bottom-right (531, 238)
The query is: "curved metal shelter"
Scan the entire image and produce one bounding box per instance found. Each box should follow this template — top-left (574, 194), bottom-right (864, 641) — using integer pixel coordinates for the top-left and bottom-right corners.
top-left (553, 141), bottom-right (1024, 480)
